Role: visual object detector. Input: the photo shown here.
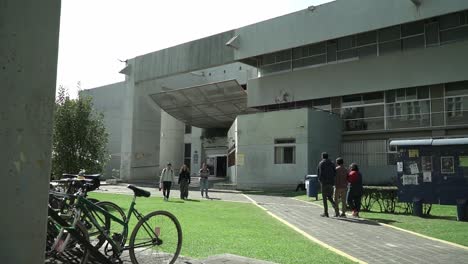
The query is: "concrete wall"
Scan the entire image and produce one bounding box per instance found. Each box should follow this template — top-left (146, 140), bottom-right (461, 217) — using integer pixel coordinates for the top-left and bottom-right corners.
top-left (134, 31), bottom-right (236, 82)
top-left (81, 82), bottom-right (125, 179)
top-left (0, 0), bottom-right (61, 262)
top-left (129, 0), bottom-right (468, 82)
top-left (307, 109), bottom-right (342, 175)
top-left (234, 108), bottom-right (341, 189)
top-left (234, 0), bottom-right (468, 60)
top-left (248, 41), bottom-right (468, 107)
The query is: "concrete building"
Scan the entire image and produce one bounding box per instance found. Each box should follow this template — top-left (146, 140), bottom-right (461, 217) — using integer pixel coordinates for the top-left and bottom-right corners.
top-left (85, 0), bottom-right (468, 188)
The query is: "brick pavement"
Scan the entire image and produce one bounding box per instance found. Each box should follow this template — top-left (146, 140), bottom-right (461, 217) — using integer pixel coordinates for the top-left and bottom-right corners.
top-left (245, 194), bottom-right (468, 264)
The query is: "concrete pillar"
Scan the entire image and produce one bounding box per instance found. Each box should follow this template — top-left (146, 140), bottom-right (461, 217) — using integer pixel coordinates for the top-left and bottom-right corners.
top-left (120, 59), bottom-right (161, 181)
top-left (0, 0), bottom-right (61, 262)
top-left (159, 111), bottom-right (185, 173)
top-left (191, 127), bottom-right (203, 174)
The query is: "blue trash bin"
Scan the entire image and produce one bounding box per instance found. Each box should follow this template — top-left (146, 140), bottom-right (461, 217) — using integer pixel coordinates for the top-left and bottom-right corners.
top-left (413, 198), bottom-right (423, 217)
top-left (306, 175), bottom-right (318, 200)
top-left (456, 199), bottom-right (467, 222)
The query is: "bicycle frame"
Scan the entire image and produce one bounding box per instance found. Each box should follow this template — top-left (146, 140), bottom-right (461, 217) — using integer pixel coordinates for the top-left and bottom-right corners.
top-left (77, 194), bottom-right (148, 252)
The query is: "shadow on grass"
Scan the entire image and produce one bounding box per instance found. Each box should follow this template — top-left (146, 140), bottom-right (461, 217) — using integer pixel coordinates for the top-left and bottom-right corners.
top-left (426, 215), bottom-right (458, 221)
top-left (184, 199), bottom-right (200, 202)
top-left (168, 200), bottom-right (184, 204)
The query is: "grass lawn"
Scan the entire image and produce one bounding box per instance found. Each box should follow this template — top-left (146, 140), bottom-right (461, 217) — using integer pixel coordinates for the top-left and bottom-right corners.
top-left (295, 193), bottom-right (468, 247)
top-left (89, 193), bottom-right (354, 264)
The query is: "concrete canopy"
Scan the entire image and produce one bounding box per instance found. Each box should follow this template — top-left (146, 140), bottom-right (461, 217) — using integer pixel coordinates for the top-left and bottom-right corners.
top-left (149, 79), bottom-right (257, 128)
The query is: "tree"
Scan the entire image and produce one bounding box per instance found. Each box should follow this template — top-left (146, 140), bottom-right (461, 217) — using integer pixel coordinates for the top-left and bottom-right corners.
top-left (51, 85), bottom-right (109, 179)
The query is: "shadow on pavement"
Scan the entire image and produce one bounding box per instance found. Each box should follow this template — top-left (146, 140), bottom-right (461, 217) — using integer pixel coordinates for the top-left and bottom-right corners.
top-left (334, 217), bottom-right (383, 226)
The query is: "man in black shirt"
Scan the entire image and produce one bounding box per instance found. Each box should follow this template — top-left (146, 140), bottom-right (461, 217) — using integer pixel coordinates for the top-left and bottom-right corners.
top-left (317, 152), bottom-right (339, 217)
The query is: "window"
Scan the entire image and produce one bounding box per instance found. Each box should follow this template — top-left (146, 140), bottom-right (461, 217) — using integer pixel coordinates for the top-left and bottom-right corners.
top-left (274, 138), bottom-right (296, 164)
top-left (445, 82), bottom-right (468, 125)
top-left (275, 146), bottom-right (296, 164)
top-left (341, 140), bottom-right (388, 167)
top-left (312, 98), bottom-right (331, 111)
top-left (341, 92), bottom-right (385, 131)
top-left (385, 87), bottom-right (431, 129)
top-left (439, 12), bottom-right (468, 44)
top-left (275, 138), bottom-right (296, 144)
top-left (379, 26), bottom-right (401, 42)
top-left (342, 92), bottom-right (383, 107)
top-left (185, 124), bottom-right (192, 134)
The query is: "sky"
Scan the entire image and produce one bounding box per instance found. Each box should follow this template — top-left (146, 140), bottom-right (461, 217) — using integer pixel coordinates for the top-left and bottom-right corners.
top-left (56, 0), bottom-right (334, 98)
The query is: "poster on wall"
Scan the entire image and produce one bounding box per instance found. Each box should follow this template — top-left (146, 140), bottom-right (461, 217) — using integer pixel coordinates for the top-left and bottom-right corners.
top-left (402, 174), bottom-right (419, 185)
top-left (423, 171), bottom-right (432, 182)
top-left (409, 163), bottom-right (420, 174)
top-left (441, 156), bottom-right (455, 174)
top-left (421, 156), bottom-right (432, 172)
top-left (397, 162), bottom-right (403, 172)
top-left (459, 156), bottom-right (468, 167)
top-left (409, 149), bottom-right (419, 158)
top-left (237, 153), bottom-right (245, 166)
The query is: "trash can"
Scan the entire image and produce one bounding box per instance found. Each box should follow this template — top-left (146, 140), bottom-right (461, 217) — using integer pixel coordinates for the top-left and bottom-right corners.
top-left (456, 199), bottom-right (468, 222)
top-left (305, 175), bottom-right (318, 200)
top-left (413, 198), bottom-right (423, 217)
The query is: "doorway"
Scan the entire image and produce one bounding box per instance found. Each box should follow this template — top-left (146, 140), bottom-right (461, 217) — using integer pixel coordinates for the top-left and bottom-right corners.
top-left (216, 156), bottom-right (227, 177)
top-left (206, 155), bottom-right (227, 177)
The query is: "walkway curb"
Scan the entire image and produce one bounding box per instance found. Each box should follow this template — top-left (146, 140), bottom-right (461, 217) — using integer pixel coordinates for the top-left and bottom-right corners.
top-left (243, 194), bottom-right (366, 264)
top-left (291, 197), bottom-right (468, 252)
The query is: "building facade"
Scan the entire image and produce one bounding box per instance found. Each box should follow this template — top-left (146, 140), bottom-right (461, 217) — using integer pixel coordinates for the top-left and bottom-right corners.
top-left (85, 0), bottom-right (468, 188)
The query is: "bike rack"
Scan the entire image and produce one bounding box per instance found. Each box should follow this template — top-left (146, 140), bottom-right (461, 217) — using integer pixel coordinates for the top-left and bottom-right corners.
top-left (48, 207), bottom-right (113, 264)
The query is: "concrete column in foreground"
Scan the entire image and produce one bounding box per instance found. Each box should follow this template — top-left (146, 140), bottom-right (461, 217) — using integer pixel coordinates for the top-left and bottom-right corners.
top-left (0, 0), bottom-right (61, 262)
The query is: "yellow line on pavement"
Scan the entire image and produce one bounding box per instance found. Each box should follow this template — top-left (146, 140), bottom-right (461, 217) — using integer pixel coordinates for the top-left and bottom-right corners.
top-left (243, 194), bottom-right (366, 264)
top-left (291, 197), bottom-right (468, 251)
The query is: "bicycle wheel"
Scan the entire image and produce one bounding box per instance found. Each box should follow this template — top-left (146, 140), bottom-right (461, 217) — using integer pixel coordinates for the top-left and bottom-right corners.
top-left (84, 201), bottom-right (126, 249)
top-left (129, 211), bottom-right (182, 264)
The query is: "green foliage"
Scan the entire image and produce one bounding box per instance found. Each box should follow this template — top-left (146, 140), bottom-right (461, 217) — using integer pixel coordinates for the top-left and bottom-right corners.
top-left (89, 193), bottom-right (354, 264)
top-left (51, 85), bottom-right (109, 179)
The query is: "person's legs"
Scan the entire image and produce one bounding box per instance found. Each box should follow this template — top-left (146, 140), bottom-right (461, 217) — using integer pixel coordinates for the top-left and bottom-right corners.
top-left (336, 188), bottom-right (347, 215)
top-left (162, 182), bottom-right (168, 200)
top-left (321, 184), bottom-right (329, 216)
top-left (166, 182), bottom-right (172, 199)
top-left (355, 195), bottom-right (362, 217)
top-left (327, 194), bottom-right (339, 216)
top-left (321, 184), bottom-right (335, 216)
top-left (180, 180), bottom-right (186, 199)
top-left (200, 178), bottom-right (205, 197)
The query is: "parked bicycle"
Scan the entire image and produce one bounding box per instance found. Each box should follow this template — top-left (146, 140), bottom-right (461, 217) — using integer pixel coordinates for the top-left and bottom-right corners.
top-left (47, 183), bottom-right (183, 264)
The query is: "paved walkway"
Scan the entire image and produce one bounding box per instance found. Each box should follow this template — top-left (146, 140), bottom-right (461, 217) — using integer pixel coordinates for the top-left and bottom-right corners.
top-left (245, 194), bottom-right (468, 264)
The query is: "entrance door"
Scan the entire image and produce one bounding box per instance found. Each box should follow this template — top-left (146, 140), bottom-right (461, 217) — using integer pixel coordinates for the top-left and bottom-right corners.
top-left (206, 157), bottom-right (215, 176)
top-left (216, 156), bottom-right (227, 177)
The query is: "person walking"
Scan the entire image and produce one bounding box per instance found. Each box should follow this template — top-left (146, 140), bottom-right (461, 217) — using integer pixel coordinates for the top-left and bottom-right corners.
top-left (347, 163), bottom-right (364, 217)
top-left (160, 162), bottom-right (175, 201)
top-left (178, 164), bottom-right (191, 200)
top-left (317, 152), bottom-right (339, 217)
top-left (199, 162), bottom-right (210, 199)
top-left (335, 157), bottom-right (348, 217)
